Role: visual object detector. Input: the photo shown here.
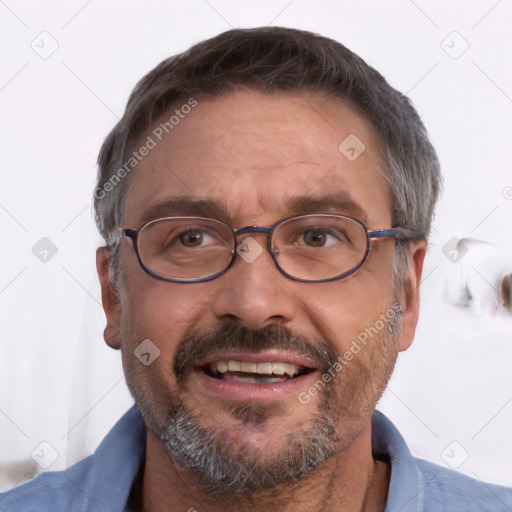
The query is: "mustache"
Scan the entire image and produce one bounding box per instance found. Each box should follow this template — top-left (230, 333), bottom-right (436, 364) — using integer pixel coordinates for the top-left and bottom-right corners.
top-left (173, 323), bottom-right (338, 382)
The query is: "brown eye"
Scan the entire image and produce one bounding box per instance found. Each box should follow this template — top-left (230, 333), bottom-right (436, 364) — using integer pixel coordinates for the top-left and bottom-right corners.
top-left (179, 229), bottom-right (204, 247)
top-left (303, 228), bottom-right (328, 247)
top-left (300, 227), bottom-right (345, 248)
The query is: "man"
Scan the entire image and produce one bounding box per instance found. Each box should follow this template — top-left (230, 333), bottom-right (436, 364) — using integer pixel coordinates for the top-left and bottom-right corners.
top-left (1, 26), bottom-right (510, 512)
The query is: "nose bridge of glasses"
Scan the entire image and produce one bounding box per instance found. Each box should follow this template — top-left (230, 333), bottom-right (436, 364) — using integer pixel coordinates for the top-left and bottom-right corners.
top-left (234, 225), bottom-right (275, 246)
top-left (235, 225), bottom-right (274, 236)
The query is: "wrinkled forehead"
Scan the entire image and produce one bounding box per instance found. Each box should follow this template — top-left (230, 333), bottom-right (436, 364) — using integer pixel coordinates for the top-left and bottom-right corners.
top-left (122, 91), bottom-right (392, 229)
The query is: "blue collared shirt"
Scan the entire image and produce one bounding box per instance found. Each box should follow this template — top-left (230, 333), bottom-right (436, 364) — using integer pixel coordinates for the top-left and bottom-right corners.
top-left (1, 406), bottom-right (510, 511)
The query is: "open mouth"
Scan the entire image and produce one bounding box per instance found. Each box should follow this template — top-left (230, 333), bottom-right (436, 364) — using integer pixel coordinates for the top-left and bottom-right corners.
top-left (202, 360), bottom-right (315, 384)
top-left (192, 352), bottom-right (322, 401)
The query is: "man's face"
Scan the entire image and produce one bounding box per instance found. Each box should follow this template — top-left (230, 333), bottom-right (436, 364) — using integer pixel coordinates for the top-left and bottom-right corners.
top-left (99, 91), bottom-right (422, 492)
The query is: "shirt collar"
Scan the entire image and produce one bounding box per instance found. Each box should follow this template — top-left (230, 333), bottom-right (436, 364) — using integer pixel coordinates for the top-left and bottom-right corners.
top-left (82, 406), bottom-right (422, 511)
top-left (74, 404), bottom-right (146, 512)
top-left (372, 409), bottom-right (423, 512)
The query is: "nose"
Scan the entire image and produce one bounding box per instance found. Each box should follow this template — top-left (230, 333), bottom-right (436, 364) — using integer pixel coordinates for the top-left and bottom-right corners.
top-left (211, 235), bottom-right (298, 330)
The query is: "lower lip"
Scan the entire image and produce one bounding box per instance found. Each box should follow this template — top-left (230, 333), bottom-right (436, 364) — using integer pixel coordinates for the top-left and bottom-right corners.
top-left (192, 368), bottom-right (321, 402)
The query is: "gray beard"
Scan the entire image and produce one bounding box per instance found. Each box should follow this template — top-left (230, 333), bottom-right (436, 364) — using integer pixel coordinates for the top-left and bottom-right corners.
top-left (128, 308), bottom-right (400, 496)
top-left (155, 403), bottom-right (338, 496)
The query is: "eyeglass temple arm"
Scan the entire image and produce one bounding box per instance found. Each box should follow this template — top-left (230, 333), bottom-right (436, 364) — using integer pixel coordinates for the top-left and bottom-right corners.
top-left (369, 227), bottom-right (426, 241)
top-left (123, 228), bottom-right (138, 238)
top-left (115, 228), bottom-right (138, 248)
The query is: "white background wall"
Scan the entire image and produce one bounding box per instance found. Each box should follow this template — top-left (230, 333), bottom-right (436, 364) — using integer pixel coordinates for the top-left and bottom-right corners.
top-left (1, 0), bottom-right (511, 492)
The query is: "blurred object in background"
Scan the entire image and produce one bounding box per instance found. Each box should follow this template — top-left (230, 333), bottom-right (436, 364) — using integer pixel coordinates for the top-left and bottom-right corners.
top-left (442, 238), bottom-right (510, 318)
top-left (501, 273), bottom-right (512, 311)
top-left (0, 459), bottom-right (37, 492)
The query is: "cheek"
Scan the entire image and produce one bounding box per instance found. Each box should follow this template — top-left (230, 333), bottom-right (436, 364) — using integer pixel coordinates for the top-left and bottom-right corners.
top-left (119, 270), bottom-right (218, 358)
top-left (304, 244), bottom-right (396, 351)
top-left (121, 245), bottom-right (198, 331)
top-left (117, 281), bottom-right (197, 409)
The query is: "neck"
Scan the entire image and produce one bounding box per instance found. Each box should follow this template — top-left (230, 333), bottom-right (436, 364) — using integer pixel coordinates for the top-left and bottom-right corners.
top-left (138, 422), bottom-right (390, 512)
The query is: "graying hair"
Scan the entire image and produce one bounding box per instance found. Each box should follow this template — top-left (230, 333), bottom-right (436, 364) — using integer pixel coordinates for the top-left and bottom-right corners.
top-left (93, 27), bottom-right (441, 282)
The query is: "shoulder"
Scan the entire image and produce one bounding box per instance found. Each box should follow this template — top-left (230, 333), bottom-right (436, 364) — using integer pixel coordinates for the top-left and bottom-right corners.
top-left (416, 458), bottom-right (512, 512)
top-left (372, 410), bottom-right (512, 512)
top-left (0, 406), bottom-right (145, 512)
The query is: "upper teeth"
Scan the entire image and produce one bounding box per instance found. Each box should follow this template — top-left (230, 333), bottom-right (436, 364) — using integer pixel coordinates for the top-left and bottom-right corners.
top-left (209, 361), bottom-right (301, 378)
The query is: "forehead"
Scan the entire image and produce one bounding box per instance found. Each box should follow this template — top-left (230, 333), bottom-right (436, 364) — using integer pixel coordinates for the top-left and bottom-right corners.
top-left (123, 91), bottom-right (392, 227)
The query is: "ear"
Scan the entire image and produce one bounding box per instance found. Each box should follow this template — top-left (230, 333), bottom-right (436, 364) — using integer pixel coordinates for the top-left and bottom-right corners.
top-left (96, 247), bottom-right (122, 350)
top-left (398, 239), bottom-right (427, 352)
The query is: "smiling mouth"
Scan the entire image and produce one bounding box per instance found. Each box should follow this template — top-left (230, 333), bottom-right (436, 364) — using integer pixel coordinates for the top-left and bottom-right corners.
top-left (201, 360), bottom-right (315, 384)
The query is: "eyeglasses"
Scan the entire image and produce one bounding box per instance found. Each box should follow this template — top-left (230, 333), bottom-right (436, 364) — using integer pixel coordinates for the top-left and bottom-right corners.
top-left (122, 214), bottom-right (422, 283)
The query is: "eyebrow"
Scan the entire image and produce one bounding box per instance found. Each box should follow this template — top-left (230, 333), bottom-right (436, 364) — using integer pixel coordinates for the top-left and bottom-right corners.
top-left (135, 197), bottom-right (230, 227)
top-left (133, 192), bottom-right (368, 228)
top-left (286, 193), bottom-right (368, 222)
